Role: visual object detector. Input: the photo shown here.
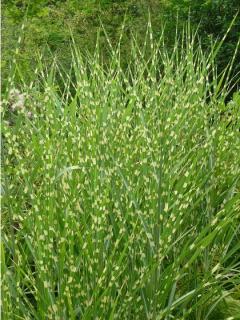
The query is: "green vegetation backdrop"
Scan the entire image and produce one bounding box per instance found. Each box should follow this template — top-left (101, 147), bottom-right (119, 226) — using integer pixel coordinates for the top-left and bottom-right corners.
top-left (2, 0), bottom-right (240, 93)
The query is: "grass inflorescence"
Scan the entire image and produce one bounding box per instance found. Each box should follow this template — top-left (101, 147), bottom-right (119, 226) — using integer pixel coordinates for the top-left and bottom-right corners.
top-left (1, 25), bottom-right (240, 319)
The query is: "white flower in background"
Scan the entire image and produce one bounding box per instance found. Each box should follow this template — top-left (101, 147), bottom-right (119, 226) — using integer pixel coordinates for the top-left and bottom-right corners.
top-left (9, 88), bottom-right (20, 98)
top-left (27, 111), bottom-right (33, 119)
top-left (9, 88), bottom-right (26, 111)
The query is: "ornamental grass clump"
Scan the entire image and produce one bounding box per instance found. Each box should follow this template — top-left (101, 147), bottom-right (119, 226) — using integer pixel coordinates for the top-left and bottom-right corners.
top-left (1, 24), bottom-right (240, 319)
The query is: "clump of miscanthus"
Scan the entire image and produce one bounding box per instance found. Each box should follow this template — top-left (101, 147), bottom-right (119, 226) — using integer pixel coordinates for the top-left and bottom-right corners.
top-left (1, 24), bottom-right (240, 320)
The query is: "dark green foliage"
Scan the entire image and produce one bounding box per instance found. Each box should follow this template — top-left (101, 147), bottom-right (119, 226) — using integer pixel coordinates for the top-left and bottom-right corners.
top-left (166, 0), bottom-right (240, 96)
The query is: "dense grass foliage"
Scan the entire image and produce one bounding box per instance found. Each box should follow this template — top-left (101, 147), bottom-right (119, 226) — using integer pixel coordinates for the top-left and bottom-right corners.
top-left (1, 29), bottom-right (240, 319)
